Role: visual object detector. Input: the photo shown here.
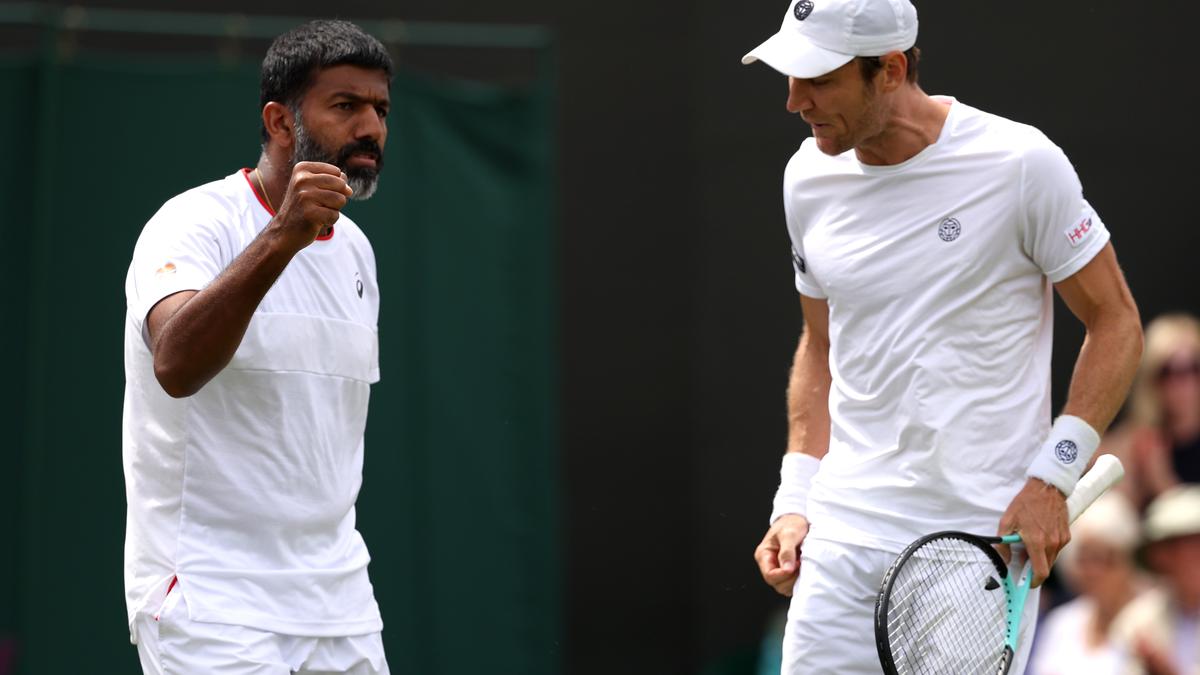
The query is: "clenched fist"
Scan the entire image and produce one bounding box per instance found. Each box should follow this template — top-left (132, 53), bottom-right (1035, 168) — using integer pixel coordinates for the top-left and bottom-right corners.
top-left (270, 161), bottom-right (354, 251)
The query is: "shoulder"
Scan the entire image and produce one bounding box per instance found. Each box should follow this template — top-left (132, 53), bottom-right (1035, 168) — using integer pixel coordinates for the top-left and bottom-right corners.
top-left (1041, 596), bottom-right (1091, 633)
top-left (334, 213), bottom-right (378, 268)
top-left (1111, 586), bottom-right (1171, 643)
top-left (947, 101), bottom-right (1058, 158)
top-left (147, 172), bottom-right (248, 229)
top-left (334, 213), bottom-right (373, 250)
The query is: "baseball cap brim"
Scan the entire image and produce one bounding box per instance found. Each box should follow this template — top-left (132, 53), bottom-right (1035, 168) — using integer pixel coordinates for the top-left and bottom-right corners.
top-left (741, 29), bottom-right (855, 79)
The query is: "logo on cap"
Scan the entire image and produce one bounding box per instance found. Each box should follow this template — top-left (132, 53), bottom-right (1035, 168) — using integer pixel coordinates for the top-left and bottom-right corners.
top-left (793, 0), bottom-right (814, 21)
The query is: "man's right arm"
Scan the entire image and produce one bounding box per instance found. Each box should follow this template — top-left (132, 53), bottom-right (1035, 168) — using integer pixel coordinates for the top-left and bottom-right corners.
top-left (786, 294), bottom-right (832, 459)
top-left (149, 162), bottom-right (352, 398)
top-left (754, 294), bottom-right (832, 596)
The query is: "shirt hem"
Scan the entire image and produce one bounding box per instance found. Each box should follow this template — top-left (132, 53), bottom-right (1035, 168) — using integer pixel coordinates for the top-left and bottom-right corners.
top-left (187, 608), bottom-right (384, 638)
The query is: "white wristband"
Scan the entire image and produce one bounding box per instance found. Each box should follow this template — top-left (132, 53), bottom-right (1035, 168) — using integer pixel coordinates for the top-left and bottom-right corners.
top-left (1026, 415), bottom-right (1100, 496)
top-left (769, 452), bottom-right (821, 525)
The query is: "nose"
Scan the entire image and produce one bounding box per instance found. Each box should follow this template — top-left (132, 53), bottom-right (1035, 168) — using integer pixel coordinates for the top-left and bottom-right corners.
top-left (786, 77), bottom-right (812, 114)
top-left (355, 106), bottom-right (386, 144)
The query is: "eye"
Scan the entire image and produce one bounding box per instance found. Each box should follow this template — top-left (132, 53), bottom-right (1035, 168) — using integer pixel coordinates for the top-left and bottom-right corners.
top-left (811, 78), bottom-right (830, 87)
top-left (375, 105), bottom-right (389, 119)
top-left (334, 101), bottom-right (354, 111)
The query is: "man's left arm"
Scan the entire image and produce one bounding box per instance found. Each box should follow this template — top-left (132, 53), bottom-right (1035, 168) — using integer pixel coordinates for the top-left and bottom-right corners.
top-left (999, 242), bottom-right (1143, 586)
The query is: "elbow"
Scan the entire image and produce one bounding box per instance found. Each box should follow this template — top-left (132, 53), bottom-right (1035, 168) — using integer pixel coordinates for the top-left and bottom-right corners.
top-left (153, 355), bottom-right (201, 399)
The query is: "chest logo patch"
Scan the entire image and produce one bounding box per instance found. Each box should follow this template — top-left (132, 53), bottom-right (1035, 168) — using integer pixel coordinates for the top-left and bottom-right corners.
top-left (937, 218), bottom-right (961, 242)
top-left (355, 273), bottom-right (364, 298)
top-left (1065, 217), bottom-right (1094, 248)
top-left (791, 246), bottom-right (807, 274)
top-left (794, 0), bottom-right (814, 20)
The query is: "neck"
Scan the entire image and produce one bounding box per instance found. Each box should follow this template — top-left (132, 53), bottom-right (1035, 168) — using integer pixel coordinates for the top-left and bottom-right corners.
top-left (254, 151), bottom-right (288, 216)
top-left (855, 88), bottom-right (950, 166)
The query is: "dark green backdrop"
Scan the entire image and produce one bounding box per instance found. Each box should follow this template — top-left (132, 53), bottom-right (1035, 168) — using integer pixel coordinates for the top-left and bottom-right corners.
top-left (0, 47), bottom-right (558, 675)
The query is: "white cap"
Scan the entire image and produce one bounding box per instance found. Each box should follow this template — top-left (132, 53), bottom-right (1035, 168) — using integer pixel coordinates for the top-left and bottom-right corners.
top-left (1144, 485), bottom-right (1200, 544)
top-left (741, 0), bottom-right (919, 79)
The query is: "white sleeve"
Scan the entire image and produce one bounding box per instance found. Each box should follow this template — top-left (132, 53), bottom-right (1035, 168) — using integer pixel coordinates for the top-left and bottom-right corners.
top-left (1019, 139), bottom-right (1110, 283)
top-left (783, 159), bottom-right (827, 300)
top-left (127, 195), bottom-right (227, 338)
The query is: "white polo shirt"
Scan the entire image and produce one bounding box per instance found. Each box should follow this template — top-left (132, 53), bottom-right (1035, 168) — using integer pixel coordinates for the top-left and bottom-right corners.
top-left (122, 169), bottom-right (383, 640)
top-left (786, 98), bottom-right (1110, 550)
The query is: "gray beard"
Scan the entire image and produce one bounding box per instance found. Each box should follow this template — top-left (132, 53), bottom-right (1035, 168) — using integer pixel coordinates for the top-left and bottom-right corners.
top-left (292, 117), bottom-right (380, 201)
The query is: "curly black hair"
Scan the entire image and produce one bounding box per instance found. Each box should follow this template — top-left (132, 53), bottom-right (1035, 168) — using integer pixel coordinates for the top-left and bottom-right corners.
top-left (259, 19), bottom-right (393, 142)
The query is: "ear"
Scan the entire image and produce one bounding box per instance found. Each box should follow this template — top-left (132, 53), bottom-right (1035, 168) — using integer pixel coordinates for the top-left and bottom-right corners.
top-left (878, 51), bottom-right (909, 92)
top-left (262, 101), bottom-right (295, 149)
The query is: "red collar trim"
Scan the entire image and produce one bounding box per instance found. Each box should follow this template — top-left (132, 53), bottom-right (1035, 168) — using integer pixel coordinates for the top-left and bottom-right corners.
top-left (241, 168), bottom-right (275, 216)
top-left (241, 168), bottom-right (335, 241)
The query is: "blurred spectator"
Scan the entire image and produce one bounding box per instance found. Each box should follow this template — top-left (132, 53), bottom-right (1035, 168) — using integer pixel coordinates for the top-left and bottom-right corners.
top-left (1111, 485), bottom-right (1200, 675)
top-left (1029, 490), bottom-right (1145, 675)
top-left (1103, 314), bottom-right (1200, 510)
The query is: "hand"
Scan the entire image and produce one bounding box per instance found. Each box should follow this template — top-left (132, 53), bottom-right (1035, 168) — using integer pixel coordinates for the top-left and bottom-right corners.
top-left (271, 161), bottom-right (354, 251)
top-left (997, 478), bottom-right (1069, 587)
top-left (754, 514), bottom-right (810, 596)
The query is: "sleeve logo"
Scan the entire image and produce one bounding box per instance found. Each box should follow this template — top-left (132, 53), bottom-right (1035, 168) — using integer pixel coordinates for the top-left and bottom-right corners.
top-left (1064, 217), bottom-right (1093, 248)
top-left (155, 262), bottom-right (177, 277)
top-left (1054, 440), bottom-right (1078, 464)
top-left (791, 246), bottom-right (807, 274)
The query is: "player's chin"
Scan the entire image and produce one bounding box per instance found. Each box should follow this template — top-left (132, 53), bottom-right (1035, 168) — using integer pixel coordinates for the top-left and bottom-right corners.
top-left (346, 171), bottom-right (381, 201)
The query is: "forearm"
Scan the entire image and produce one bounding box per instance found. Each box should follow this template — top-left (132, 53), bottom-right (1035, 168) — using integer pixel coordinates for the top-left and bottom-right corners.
top-left (153, 227), bottom-right (299, 397)
top-left (1060, 303), bottom-right (1143, 434)
top-left (786, 330), bottom-right (832, 458)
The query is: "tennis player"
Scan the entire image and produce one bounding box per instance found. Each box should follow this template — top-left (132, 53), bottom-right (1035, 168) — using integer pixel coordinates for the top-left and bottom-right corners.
top-left (122, 20), bottom-right (391, 674)
top-left (742, 0), bottom-right (1143, 672)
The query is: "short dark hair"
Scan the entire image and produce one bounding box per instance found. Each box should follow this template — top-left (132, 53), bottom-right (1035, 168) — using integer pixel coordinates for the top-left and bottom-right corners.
top-left (857, 46), bottom-right (921, 85)
top-left (259, 20), bottom-right (394, 142)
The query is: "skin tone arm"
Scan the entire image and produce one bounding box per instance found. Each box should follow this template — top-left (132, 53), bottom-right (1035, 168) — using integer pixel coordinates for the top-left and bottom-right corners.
top-left (998, 243), bottom-right (1143, 586)
top-left (148, 161), bottom-right (353, 397)
top-left (754, 294), bottom-right (831, 596)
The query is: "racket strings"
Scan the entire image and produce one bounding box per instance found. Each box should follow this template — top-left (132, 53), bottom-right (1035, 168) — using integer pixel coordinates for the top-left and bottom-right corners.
top-left (883, 538), bottom-right (1007, 675)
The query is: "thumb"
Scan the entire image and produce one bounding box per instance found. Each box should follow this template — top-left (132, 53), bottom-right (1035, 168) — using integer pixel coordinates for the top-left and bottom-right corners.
top-left (777, 531), bottom-right (801, 573)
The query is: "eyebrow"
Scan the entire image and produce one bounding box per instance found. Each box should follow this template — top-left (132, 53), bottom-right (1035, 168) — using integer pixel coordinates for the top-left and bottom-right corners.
top-left (329, 91), bottom-right (390, 108)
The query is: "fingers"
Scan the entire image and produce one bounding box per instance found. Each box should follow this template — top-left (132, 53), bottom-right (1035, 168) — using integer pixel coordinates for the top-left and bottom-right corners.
top-left (754, 538), bottom-right (780, 580)
top-left (1026, 543), bottom-right (1051, 588)
top-left (996, 477), bottom-right (1071, 587)
top-left (294, 160), bottom-right (344, 178)
top-left (777, 526), bottom-right (804, 574)
top-left (754, 515), bottom-right (809, 597)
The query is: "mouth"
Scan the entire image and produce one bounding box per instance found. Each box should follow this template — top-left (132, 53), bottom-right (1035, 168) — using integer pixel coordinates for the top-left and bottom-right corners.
top-left (346, 152), bottom-right (379, 170)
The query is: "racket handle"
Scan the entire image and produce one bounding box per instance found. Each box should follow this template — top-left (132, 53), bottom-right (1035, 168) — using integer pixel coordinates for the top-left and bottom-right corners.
top-left (1066, 454), bottom-right (1124, 523)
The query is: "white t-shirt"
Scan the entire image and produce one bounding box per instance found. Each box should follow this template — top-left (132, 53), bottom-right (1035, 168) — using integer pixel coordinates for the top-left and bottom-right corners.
top-left (786, 98), bottom-right (1110, 550)
top-left (1028, 598), bottom-right (1122, 675)
top-left (122, 169), bottom-right (382, 640)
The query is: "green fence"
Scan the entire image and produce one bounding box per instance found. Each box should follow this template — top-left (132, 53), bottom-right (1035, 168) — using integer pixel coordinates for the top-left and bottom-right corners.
top-left (0, 10), bottom-right (559, 675)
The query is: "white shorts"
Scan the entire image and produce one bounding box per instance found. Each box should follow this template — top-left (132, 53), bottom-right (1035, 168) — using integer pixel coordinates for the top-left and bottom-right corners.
top-left (781, 537), bottom-right (1040, 675)
top-left (134, 583), bottom-right (389, 675)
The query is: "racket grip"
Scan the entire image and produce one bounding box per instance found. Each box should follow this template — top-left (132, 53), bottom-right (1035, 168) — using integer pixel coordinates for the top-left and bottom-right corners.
top-left (1065, 454), bottom-right (1124, 523)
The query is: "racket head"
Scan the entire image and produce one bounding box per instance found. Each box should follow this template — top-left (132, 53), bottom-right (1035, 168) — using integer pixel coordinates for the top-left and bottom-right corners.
top-left (874, 530), bottom-right (1014, 675)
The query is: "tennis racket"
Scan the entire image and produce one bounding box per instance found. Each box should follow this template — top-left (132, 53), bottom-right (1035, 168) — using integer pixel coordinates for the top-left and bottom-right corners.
top-left (874, 454), bottom-right (1124, 675)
